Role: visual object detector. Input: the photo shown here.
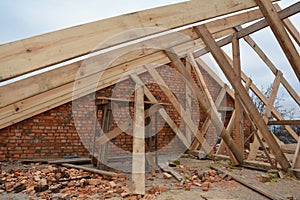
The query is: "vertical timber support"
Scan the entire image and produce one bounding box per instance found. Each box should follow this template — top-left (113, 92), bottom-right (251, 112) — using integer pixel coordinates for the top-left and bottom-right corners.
top-left (97, 103), bottom-right (113, 169)
top-left (132, 85), bottom-right (145, 195)
top-left (185, 61), bottom-right (193, 144)
top-left (232, 33), bottom-right (244, 154)
top-left (255, 0), bottom-right (300, 81)
top-left (196, 24), bottom-right (291, 171)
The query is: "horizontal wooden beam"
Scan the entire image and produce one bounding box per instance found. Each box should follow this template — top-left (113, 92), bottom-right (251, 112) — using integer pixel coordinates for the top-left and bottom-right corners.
top-left (0, 0), bottom-right (263, 81)
top-left (268, 120), bottom-right (300, 126)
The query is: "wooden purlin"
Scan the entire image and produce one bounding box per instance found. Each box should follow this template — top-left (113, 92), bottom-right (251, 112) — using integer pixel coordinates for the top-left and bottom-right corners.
top-left (0, 0), bottom-right (264, 81)
top-left (196, 24), bottom-right (291, 171)
top-left (0, 8), bottom-right (265, 110)
top-left (255, 0), bottom-right (300, 81)
top-left (0, 7), bottom-right (268, 130)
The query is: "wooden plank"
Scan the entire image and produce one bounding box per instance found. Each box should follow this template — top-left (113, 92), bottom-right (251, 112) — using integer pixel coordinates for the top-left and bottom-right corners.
top-left (0, 0), bottom-right (262, 81)
top-left (196, 24), bottom-right (290, 171)
top-left (241, 33), bottom-right (300, 107)
top-left (132, 86), bottom-right (145, 194)
top-left (292, 138), bottom-right (300, 169)
top-left (197, 51), bottom-right (298, 142)
top-left (255, 0), bottom-right (300, 81)
top-left (273, 4), bottom-right (300, 46)
top-left (130, 73), bottom-right (190, 148)
top-left (62, 163), bottom-right (117, 177)
top-left (211, 165), bottom-right (288, 200)
top-left (48, 158), bottom-right (91, 164)
top-left (268, 120), bottom-right (300, 125)
top-left (232, 33), bottom-right (244, 154)
top-left (185, 61), bottom-right (192, 144)
top-left (193, 2), bottom-right (300, 58)
top-left (159, 164), bottom-right (183, 181)
top-left (0, 7), bottom-right (265, 109)
top-left (281, 143), bottom-right (297, 154)
top-left (190, 86), bottom-right (227, 150)
top-left (0, 8), bottom-right (265, 129)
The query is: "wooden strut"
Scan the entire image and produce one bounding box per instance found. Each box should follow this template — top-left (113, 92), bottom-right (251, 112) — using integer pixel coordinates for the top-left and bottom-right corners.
top-left (236, 26), bottom-right (300, 107)
top-left (165, 51), bottom-right (244, 164)
top-left (130, 73), bottom-right (191, 149)
top-left (132, 85), bottom-right (145, 195)
top-left (193, 1), bottom-right (300, 58)
top-left (196, 24), bottom-right (290, 171)
top-left (255, 0), bottom-right (300, 81)
top-left (247, 71), bottom-right (283, 161)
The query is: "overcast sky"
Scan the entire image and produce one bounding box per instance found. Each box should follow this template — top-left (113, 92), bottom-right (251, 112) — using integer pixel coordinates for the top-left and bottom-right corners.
top-left (0, 0), bottom-right (299, 118)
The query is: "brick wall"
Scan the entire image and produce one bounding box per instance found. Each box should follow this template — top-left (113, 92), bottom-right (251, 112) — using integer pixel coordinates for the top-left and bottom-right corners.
top-left (0, 63), bottom-right (245, 161)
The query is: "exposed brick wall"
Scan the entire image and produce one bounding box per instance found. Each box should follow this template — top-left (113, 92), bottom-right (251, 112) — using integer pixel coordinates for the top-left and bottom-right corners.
top-left (0, 63), bottom-right (247, 161)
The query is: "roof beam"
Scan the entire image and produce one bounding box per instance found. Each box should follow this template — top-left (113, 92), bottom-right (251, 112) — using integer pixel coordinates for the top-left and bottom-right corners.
top-left (255, 0), bottom-right (300, 81)
top-left (196, 24), bottom-right (291, 171)
top-left (0, 0), bottom-right (263, 81)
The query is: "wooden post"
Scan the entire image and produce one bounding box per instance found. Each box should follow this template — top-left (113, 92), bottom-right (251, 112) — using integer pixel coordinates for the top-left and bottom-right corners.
top-left (97, 104), bottom-right (113, 169)
top-left (132, 85), bottom-right (145, 195)
top-left (185, 61), bottom-right (193, 144)
top-left (255, 0), bottom-right (300, 81)
top-left (232, 33), bottom-right (244, 154)
top-left (196, 24), bottom-right (290, 171)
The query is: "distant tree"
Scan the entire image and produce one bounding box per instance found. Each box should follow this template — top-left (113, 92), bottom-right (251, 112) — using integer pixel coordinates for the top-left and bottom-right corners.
top-left (250, 84), bottom-right (299, 143)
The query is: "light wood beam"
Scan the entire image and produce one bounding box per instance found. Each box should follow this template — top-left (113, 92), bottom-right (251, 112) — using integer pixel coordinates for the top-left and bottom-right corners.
top-left (292, 138), bottom-right (300, 170)
top-left (239, 31), bottom-right (300, 107)
top-left (193, 2), bottom-right (300, 58)
top-left (0, 0), bottom-right (263, 81)
top-left (274, 4), bottom-right (300, 46)
top-left (232, 33), bottom-right (244, 154)
top-left (0, 7), bottom-right (266, 109)
top-left (132, 85), bottom-right (145, 195)
top-left (196, 24), bottom-right (290, 171)
top-left (255, 0), bottom-right (300, 81)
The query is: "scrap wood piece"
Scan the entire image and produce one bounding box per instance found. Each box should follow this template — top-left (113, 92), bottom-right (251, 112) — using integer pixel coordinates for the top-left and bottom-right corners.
top-left (62, 163), bottom-right (118, 177)
top-left (158, 164), bottom-right (183, 181)
top-left (211, 165), bottom-right (288, 200)
top-left (48, 157), bottom-right (91, 164)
